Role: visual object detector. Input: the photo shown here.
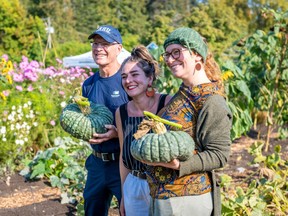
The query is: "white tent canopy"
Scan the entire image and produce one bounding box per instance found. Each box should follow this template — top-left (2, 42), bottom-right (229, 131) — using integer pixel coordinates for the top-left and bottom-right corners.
top-left (63, 48), bottom-right (130, 68)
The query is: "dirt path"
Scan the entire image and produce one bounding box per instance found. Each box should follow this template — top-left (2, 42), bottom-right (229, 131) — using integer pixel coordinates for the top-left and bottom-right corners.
top-left (0, 126), bottom-right (287, 216)
top-left (0, 173), bottom-right (120, 216)
top-left (0, 174), bottom-right (76, 216)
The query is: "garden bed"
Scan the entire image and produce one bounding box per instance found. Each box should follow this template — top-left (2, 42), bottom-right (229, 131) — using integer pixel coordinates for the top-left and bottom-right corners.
top-left (0, 126), bottom-right (287, 216)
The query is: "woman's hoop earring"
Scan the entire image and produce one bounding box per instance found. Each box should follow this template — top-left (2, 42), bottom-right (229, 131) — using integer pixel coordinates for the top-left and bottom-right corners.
top-left (146, 84), bottom-right (155, 97)
top-left (195, 63), bottom-right (202, 71)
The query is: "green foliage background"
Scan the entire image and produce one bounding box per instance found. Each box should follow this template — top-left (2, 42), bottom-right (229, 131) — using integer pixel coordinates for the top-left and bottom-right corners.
top-left (1, 0), bottom-right (287, 143)
top-left (0, 1), bottom-right (287, 215)
top-left (1, 0), bottom-right (287, 64)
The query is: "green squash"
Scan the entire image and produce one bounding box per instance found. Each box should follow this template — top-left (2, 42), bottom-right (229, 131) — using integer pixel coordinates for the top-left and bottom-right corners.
top-left (60, 88), bottom-right (113, 141)
top-left (130, 111), bottom-right (194, 163)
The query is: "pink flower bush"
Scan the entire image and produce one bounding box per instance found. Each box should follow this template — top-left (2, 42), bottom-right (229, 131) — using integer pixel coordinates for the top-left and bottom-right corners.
top-left (23, 68), bottom-right (38, 82)
top-left (27, 85), bottom-right (34, 92)
top-left (43, 67), bottom-right (56, 77)
top-left (2, 54), bottom-right (93, 101)
top-left (56, 58), bottom-right (63, 64)
top-left (29, 60), bottom-right (40, 68)
top-left (3, 90), bottom-right (10, 96)
top-left (1, 54), bottom-right (8, 61)
top-left (16, 86), bottom-right (23, 91)
top-left (12, 73), bottom-right (24, 82)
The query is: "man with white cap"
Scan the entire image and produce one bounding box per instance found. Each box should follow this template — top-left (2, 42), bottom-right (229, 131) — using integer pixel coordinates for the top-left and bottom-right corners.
top-left (82, 25), bottom-right (129, 216)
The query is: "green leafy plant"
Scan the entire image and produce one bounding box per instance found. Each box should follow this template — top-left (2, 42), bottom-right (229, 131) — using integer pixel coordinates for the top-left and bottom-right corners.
top-left (221, 142), bottom-right (288, 215)
top-left (20, 136), bottom-right (118, 214)
top-left (237, 8), bottom-right (288, 151)
top-left (20, 137), bottom-right (91, 205)
top-left (221, 61), bottom-right (254, 140)
top-left (0, 0), bottom-right (47, 63)
top-left (0, 55), bottom-right (92, 172)
top-left (0, 102), bottom-right (38, 167)
top-left (149, 45), bottom-right (182, 95)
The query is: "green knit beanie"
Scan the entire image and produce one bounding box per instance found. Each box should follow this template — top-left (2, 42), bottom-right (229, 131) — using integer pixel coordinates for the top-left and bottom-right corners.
top-left (163, 27), bottom-right (208, 62)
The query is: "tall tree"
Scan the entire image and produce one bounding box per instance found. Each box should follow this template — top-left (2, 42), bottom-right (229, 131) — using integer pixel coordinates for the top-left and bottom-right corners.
top-left (71, 0), bottom-right (112, 37)
top-left (116, 0), bottom-right (150, 48)
top-left (183, 0), bottom-right (250, 57)
top-left (147, 0), bottom-right (199, 14)
top-left (248, 0), bottom-right (288, 31)
top-left (72, 0), bottom-right (150, 49)
top-left (24, 0), bottom-right (78, 43)
top-left (146, 10), bottom-right (177, 46)
top-left (0, 0), bottom-right (46, 62)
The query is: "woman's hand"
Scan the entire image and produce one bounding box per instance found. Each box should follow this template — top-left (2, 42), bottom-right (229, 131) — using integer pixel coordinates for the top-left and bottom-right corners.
top-left (143, 158), bottom-right (180, 170)
top-left (89, 125), bottom-right (118, 144)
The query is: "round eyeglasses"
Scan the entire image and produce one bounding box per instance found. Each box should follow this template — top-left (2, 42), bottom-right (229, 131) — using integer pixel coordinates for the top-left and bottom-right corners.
top-left (162, 48), bottom-right (188, 61)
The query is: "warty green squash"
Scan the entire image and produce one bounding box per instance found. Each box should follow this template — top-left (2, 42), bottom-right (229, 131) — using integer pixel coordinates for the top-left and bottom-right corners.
top-left (60, 88), bottom-right (113, 141)
top-left (130, 111), bottom-right (194, 163)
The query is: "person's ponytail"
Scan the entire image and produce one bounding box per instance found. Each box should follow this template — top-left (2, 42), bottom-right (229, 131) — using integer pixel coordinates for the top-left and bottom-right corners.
top-left (204, 52), bottom-right (225, 95)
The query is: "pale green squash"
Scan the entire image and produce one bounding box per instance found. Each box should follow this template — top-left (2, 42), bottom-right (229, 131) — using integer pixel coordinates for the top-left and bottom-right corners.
top-left (130, 111), bottom-right (194, 163)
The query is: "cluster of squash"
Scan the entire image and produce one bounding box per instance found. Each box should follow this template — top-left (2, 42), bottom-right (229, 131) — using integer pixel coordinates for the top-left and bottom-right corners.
top-left (59, 88), bottom-right (194, 163)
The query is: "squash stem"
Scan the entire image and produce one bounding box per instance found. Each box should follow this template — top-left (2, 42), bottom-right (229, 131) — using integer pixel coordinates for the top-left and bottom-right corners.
top-left (72, 87), bottom-right (91, 115)
top-left (152, 121), bottom-right (167, 134)
top-left (143, 111), bottom-right (182, 129)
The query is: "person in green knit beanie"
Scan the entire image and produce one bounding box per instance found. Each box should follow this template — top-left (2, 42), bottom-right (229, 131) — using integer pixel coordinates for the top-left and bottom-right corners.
top-left (143, 27), bottom-right (233, 216)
